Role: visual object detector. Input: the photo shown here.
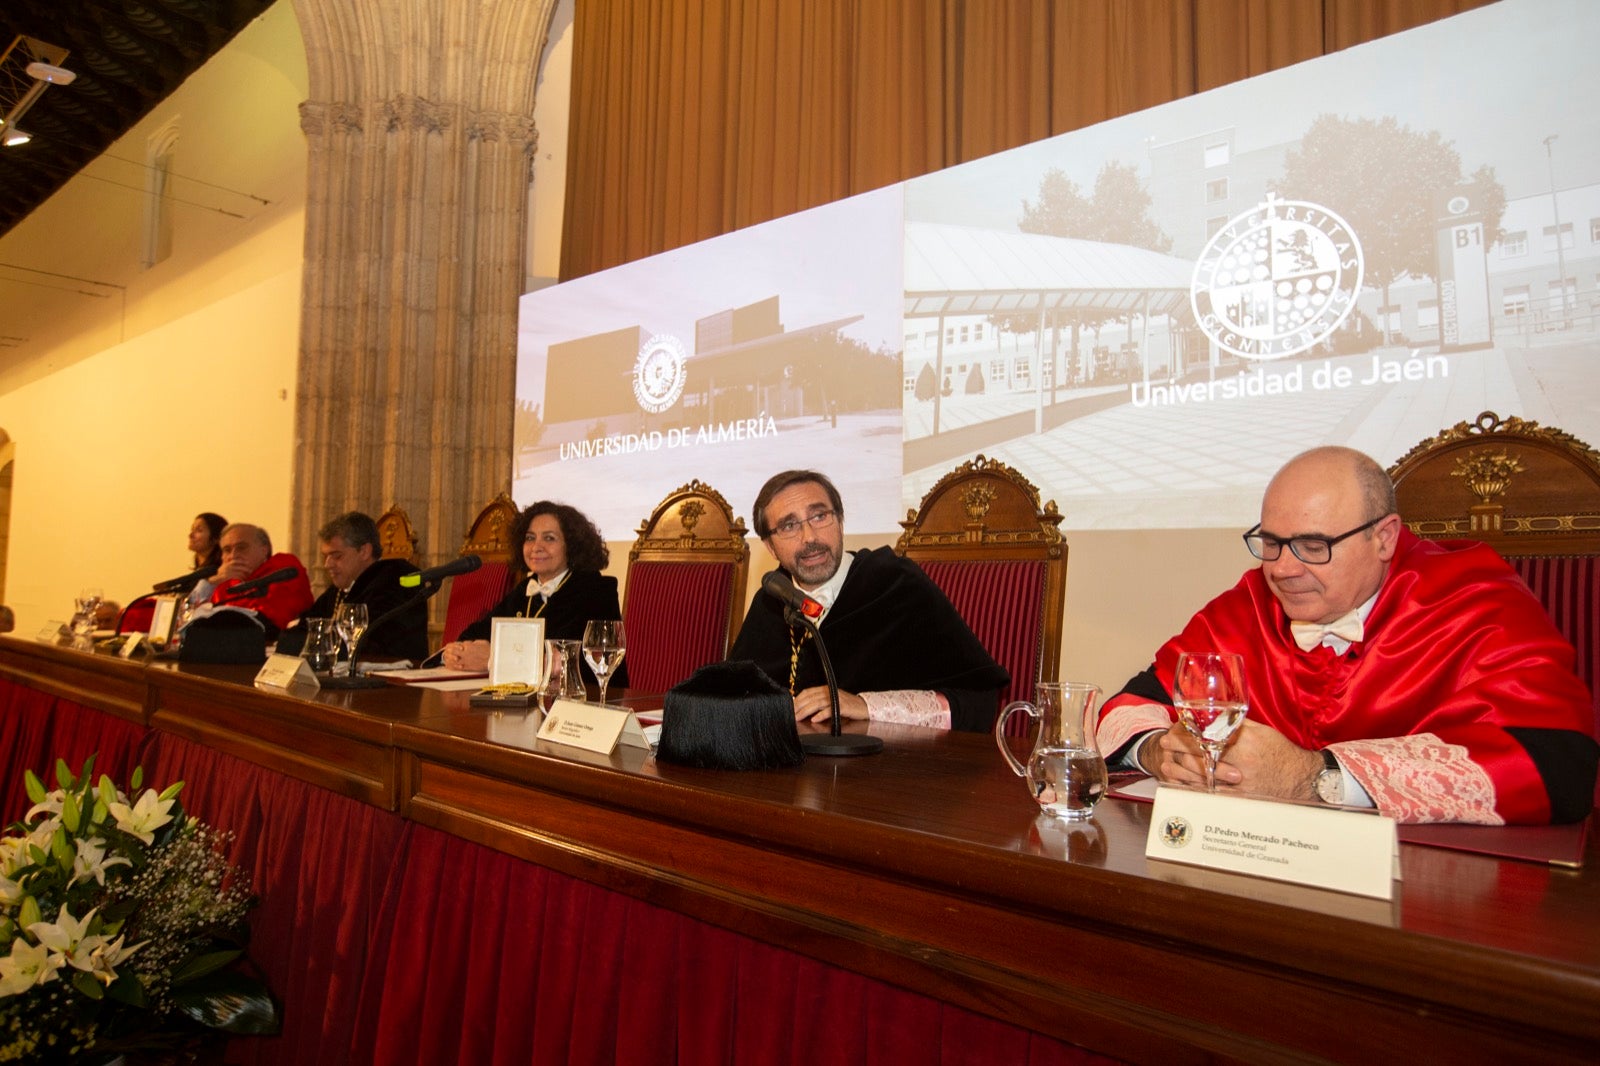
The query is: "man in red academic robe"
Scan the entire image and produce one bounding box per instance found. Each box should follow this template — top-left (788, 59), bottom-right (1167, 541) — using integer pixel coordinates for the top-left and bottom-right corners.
top-left (1098, 447), bottom-right (1597, 825)
top-left (208, 522), bottom-right (314, 636)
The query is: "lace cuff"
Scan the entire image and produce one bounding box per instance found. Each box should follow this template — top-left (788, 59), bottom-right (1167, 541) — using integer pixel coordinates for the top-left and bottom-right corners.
top-left (862, 691), bottom-right (951, 730)
top-left (1330, 734), bottom-right (1503, 825)
top-left (1097, 702), bottom-right (1173, 764)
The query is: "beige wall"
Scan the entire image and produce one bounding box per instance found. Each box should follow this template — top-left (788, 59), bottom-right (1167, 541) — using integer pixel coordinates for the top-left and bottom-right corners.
top-left (0, 5), bottom-right (308, 630)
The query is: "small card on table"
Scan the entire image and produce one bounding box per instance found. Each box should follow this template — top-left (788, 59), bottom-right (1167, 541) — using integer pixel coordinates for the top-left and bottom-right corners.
top-left (254, 653), bottom-right (320, 690)
top-left (1146, 784), bottom-right (1399, 900)
top-left (536, 698), bottom-right (652, 754)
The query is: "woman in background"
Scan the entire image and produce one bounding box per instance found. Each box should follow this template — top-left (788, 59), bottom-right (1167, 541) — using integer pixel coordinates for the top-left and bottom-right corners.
top-left (439, 501), bottom-right (627, 687)
top-left (189, 512), bottom-right (227, 570)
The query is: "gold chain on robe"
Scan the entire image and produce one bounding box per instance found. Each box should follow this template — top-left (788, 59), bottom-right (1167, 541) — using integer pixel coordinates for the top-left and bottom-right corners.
top-left (787, 624), bottom-right (812, 695)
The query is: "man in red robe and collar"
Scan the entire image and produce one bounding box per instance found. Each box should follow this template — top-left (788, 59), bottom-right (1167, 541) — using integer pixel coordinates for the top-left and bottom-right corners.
top-left (207, 522), bottom-right (314, 637)
top-left (1098, 446), bottom-right (1597, 824)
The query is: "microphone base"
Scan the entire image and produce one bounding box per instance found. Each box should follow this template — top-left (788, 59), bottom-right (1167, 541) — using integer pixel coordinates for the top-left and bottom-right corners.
top-left (800, 732), bottom-right (884, 757)
top-left (319, 675), bottom-right (389, 690)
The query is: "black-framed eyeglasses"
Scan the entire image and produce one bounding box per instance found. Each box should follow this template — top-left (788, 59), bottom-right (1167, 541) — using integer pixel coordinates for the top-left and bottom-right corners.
top-left (769, 509), bottom-right (837, 541)
top-left (1242, 513), bottom-right (1390, 565)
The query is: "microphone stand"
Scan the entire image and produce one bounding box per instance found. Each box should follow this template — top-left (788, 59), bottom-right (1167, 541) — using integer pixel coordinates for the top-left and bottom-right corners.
top-left (319, 580), bottom-right (442, 690)
top-left (787, 606), bottom-right (883, 757)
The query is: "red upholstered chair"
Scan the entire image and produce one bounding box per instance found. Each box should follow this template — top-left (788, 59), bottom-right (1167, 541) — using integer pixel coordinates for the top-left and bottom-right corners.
top-left (441, 493), bottom-right (520, 645)
top-left (622, 480), bottom-right (749, 693)
top-left (1389, 411), bottom-right (1600, 803)
top-left (116, 595), bottom-right (158, 635)
top-left (895, 455), bottom-right (1067, 735)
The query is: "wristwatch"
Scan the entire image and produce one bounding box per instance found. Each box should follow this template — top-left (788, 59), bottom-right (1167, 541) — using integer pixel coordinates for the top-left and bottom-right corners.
top-left (1313, 748), bottom-right (1344, 805)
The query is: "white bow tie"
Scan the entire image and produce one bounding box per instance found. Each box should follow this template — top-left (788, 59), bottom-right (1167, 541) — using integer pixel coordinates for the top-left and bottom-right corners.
top-left (1289, 611), bottom-right (1364, 652)
top-left (529, 576), bottom-right (565, 600)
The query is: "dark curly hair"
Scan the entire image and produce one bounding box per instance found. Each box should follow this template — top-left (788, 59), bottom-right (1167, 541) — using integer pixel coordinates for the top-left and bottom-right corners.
top-left (509, 501), bottom-right (610, 579)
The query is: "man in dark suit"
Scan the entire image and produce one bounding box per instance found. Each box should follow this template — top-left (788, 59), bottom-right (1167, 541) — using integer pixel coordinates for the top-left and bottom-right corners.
top-left (288, 511), bottom-right (428, 664)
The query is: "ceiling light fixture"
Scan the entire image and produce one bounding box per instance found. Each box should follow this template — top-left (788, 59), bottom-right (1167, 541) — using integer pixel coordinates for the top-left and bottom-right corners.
top-left (25, 62), bottom-right (76, 86)
top-left (2, 125), bottom-right (31, 148)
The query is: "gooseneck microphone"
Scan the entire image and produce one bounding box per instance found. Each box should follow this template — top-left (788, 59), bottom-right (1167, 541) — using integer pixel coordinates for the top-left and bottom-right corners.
top-left (399, 554), bottom-right (482, 588)
top-left (152, 564), bottom-right (218, 594)
top-left (763, 571), bottom-right (883, 757)
top-left (220, 566), bottom-right (298, 599)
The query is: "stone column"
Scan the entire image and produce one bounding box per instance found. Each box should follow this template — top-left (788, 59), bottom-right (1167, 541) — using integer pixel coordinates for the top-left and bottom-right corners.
top-left (290, 0), bottom-right (553, 577)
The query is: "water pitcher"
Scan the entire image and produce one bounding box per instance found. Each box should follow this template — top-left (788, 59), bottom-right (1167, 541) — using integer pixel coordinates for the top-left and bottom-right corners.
top-left (553, 639), bottom-right (586, 700)
top-left (993, 681), bottom-right (1107, 820)
top-left (299, 618), bottom-right (339, 674)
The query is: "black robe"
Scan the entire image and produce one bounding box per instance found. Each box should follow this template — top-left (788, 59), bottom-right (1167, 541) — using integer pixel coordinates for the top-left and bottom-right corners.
top-left (728, 547), bottom-right (1008, 732)
top-left (459, 569), bottom-right (628, 688)
top-left (282, 557), bottom-right (429, 664)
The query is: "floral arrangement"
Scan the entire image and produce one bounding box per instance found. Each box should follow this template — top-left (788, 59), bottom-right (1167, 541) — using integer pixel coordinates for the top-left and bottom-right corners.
top-left (0, 757), bottom-right (278, 1063)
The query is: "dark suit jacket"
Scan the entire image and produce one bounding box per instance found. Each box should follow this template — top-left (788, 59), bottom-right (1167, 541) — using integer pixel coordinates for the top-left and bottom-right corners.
top-left (459, 569), bottom-right (628, 688)
top-left (283, 557), bottom-right (428, 663)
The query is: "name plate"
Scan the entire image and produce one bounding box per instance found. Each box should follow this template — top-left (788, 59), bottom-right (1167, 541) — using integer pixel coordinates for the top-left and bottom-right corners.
top-left (1146, 785), bottom-right (1398, 900)
top-left (118, 634), bottom-right (143, 659)
top-left (254, 653), bottom-right (320, 690)
top-left (536, 698), bottom-right (652, 755)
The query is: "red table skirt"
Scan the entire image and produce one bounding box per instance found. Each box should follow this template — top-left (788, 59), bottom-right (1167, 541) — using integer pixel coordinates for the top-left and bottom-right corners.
top-left (3, 680), bottom-right (1117, 1066)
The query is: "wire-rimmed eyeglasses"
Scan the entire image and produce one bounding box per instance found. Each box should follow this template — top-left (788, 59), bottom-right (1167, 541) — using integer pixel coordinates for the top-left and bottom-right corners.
top-left (769, 509), bottom-right (837, 541)
top-left (1242, 513), bottom-right (1390, 565)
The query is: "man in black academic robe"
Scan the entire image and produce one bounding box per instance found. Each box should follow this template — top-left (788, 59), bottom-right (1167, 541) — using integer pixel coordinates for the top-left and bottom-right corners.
top-left (728, 471), bottom-right (1007, 732)
top-left (283, 512), bottom-right (429, 664)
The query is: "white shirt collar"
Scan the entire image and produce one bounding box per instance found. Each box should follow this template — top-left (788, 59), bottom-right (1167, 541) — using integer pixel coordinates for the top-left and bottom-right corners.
top-left (797, 552), bottom-right (853, 625)
top-left (527, 569), bottom-right (569, 599)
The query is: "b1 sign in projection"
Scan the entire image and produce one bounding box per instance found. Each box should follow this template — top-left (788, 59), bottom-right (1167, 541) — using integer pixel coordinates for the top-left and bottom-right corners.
top-left (516, 0), bottom-right (1600, 534)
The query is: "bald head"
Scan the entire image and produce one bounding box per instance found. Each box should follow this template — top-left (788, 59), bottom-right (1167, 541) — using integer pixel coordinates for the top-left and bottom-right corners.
top-left (1257, 447), bottom-right (1402, 623)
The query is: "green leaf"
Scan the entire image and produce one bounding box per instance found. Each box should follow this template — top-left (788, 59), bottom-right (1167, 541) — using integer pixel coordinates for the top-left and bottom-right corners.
top-left (158, 780), bottom-right (185, 802)
top-left (105, 970), bottom-right (149, 1007)
top-left (18, 896), bottom-right (41, 928)
top-left (172, 973), bottom-right (280, 1035)
top-left (91, 798), bottom-right (107, 825)
top-left (130, 765), bottom-right (144, 791)
top-left (72, 970), bottom-right (105, 999)
top-left (77, 753), bottom-right (97, 785)
top-left (50, 826), bottom-right (74, 870)
top-left (170, 948), bottom-right (242, 986)
top-left (54, 758), bottom-right (73, 790)
top-left (61, 790), bottom-right (81, 834)
top-left (23, 770), bottom-right (45, 806)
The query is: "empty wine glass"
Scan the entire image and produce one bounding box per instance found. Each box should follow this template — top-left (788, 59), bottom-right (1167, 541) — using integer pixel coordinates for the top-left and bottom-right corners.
top-left (581, 620), bottom-right (626, 707)
top-left (335, 602), bottom-right (369, 675)
top-left (1172, 652), bottom-right (1249, 793)
top-left (73, 587), bottom-right (104, 638)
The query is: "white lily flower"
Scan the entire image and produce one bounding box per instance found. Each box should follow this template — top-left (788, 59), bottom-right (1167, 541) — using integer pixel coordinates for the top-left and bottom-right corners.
top-left (107, 789), bottom-right (176, 846)
top-left (70, 836), bottom-right (131, 888)
top-left (82, 933), bottom-right (138, 986)
top-left (0, 938), bottom-right (62, 997)
top-left (28, 905), bottom-right (113, 973)
top-left (0, 872), bottom-right (23, 907)
top-left (24, 790), bottom-right (65, 823)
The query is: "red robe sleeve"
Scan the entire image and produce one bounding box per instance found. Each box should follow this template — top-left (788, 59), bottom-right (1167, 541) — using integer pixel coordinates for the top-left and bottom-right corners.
top-left (211, 552), bottom-right (315, 633)
top-left (1100, 532), bottom-right (1596, 824)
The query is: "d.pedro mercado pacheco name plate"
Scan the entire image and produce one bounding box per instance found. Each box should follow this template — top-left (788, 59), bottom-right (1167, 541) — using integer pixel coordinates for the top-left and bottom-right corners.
top-left (1146, 785), bottom-right (1399, 900)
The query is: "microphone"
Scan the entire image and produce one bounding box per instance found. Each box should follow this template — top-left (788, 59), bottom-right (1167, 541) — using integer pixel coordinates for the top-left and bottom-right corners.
top-left (761, 570), bottom-right (824, 620)
top-left (152, 564), bottom-right (218, 594)
top-left (399, 554), bottom-right (482, 588)
top-left (221, 566), bottom-right (298, 599)
top-left (762, 571), bottom-right (882, 758)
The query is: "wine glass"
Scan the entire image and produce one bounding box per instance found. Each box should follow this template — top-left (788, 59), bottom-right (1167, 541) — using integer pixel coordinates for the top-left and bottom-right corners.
top-left (581, 620), bottom-right (626, 706)
top-left (1172, 652), bottom-right (1249, 793)
top-left (335, 602), bottom-right (369, 676)
top-left (73, 587), bottom-right (104, 638)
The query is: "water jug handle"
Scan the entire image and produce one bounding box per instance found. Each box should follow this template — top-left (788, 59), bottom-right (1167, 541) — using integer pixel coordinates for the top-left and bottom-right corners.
top-left (993, 700), bottom-right (1038, 776)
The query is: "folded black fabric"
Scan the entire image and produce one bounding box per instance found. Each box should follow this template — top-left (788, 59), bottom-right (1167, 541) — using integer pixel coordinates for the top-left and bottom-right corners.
top-left (656, 660), bottom-right (803, 770)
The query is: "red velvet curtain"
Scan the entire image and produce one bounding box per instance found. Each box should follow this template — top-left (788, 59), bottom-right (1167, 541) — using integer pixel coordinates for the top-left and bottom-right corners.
top-left (353, 823), bottom-right (1118, 1065)
top-left (563, 0), bottom-right (1496, 279)
top-left (0, 679), bottom-right (149, 824)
